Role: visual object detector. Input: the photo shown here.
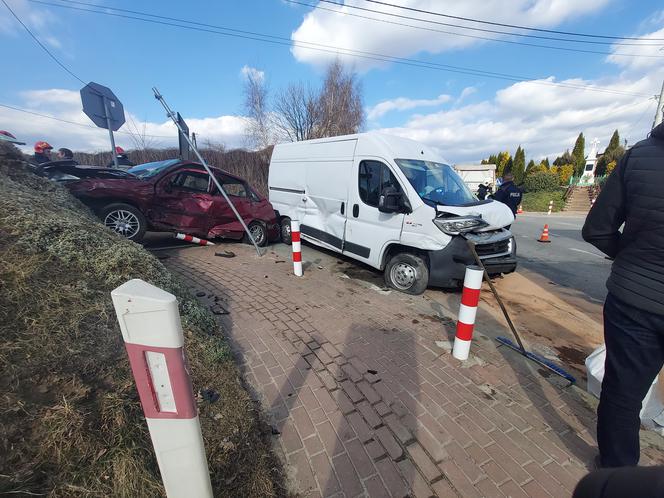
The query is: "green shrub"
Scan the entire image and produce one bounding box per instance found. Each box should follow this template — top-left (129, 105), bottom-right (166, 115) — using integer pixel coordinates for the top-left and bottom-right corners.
top-left (524, 171), bottom-right (560, 192)
top-left (522, 190), bottom-right (565, 212)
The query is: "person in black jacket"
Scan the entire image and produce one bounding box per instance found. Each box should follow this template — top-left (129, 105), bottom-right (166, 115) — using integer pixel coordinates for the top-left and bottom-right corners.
top-left (492, 172), bottom-right (522, 215)
top-left (582, 121), bottom-right (664, 468)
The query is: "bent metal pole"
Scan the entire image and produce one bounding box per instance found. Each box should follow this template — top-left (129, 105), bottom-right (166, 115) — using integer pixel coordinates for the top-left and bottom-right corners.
top-left (152, 87), bottom-right (263, 257)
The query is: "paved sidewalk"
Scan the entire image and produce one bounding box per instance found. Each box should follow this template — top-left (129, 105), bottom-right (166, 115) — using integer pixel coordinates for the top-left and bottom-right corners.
top-left (164, 243), bottom-right (660, 497)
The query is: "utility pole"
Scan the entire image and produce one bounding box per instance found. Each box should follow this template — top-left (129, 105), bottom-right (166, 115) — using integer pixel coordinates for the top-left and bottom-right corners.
top-left (654, 79), bottom-right (664, 129)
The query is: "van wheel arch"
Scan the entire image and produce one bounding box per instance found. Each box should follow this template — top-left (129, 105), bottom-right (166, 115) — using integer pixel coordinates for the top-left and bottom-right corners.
top-left (380, 244), bottom-right (430, 271)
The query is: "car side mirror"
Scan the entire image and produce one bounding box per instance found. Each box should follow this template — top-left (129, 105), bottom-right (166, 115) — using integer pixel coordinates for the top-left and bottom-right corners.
top-left (378, 186), bottom-right (403, 213)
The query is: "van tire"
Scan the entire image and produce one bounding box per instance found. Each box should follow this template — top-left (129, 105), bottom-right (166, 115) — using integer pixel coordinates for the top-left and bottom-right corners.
top-left (280, 217), bottom-right (292, 245)
top-left (384, 253), bottom-right (429, 295)
top-left (100, 203), bottom-right (147, 243)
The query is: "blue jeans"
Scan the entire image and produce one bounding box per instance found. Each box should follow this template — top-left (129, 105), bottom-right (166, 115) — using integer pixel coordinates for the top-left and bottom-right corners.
top-left (598, 293), bottom-right (664, 467)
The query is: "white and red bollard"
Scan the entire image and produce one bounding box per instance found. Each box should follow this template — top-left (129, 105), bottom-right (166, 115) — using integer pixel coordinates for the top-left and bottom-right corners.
top-left (547, 200), bottom-right (553, 216)
top-left (452, 266), bottom-right (484, 361)
top-left (291, 219), bottom-right (303, 277)
top-left (111, 279), bottom-right (213, 498)
top-left (175, 233), bottom-right (215, 246)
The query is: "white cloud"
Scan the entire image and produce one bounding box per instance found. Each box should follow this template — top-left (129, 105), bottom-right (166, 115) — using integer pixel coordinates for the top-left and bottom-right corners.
top-left (240, 65), bottom-right (265, 82)
top-left (0, 0), bottom-right (62, 49)
top-left (291, 0), bottom-right (610, 69)
top-left (367, 93), bottom-right (451, 120)
top-left (1, 89), bottom-right (247, 154)
top-left (375, 70), bottom-right (661, 162)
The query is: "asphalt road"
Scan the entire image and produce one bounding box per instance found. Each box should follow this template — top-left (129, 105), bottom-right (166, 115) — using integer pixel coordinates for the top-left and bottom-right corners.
top-left (510, 212), bottom-right (611, 305)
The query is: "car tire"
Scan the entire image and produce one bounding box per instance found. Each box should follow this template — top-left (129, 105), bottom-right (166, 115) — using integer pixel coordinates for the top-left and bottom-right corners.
top-left (280, 217), bottom-right (292, 245)
top-left (245, 221), bottom-right (268, 247)
top-left (101, 203), bottom-right (147, 242)
top-left (384, 252), bottom-right (429, 295)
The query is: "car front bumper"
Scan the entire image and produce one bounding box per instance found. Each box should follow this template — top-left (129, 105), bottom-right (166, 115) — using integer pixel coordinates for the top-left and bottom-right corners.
top-left (427, 232), bottom-right (517, 288)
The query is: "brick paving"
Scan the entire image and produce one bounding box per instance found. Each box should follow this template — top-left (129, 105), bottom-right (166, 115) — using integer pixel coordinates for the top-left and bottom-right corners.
top-left (164, 243), bottom-right (661, 497)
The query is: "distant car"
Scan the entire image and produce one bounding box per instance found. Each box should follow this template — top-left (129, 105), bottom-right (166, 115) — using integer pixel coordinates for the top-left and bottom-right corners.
top-left (64, 159), bottom-right (279, 245)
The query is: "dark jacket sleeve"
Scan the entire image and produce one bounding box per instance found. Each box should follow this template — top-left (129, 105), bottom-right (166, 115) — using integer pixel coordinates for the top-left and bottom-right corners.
top-left (492, 187), bottom-right (507, 203)
top-left (581, 153), bottom-right (628, 258)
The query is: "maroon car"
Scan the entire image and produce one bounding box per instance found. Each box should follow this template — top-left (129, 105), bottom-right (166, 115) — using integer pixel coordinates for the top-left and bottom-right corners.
top-left (64, 159), bottom-right (279, 245)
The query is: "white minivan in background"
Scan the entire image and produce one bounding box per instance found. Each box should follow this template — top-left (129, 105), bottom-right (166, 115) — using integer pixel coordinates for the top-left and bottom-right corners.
top-left (268, 132), bottom-right (516, 294)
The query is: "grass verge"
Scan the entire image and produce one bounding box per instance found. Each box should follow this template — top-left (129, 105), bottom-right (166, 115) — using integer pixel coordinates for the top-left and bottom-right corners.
top-left (0, 143), bottom-right (286, 497)
top-left (521, 189), bottom-right (566, 212)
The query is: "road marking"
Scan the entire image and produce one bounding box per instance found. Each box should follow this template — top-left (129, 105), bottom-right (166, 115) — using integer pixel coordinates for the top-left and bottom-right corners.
top-left (569, 247), bottom-right (605, 259)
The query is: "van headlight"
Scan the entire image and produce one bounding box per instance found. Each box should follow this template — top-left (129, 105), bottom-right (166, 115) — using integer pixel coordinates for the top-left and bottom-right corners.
top-left (433, 217), bottom-right (488, 235)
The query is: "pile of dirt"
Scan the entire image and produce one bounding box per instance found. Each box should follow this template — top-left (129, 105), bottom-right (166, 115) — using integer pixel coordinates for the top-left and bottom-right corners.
top-left (0, 143), bottom-right (286, 497)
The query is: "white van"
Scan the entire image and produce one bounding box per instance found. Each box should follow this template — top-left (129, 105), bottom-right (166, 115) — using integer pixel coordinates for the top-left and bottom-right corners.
top-left (268, 132), bottom-right (516, 294)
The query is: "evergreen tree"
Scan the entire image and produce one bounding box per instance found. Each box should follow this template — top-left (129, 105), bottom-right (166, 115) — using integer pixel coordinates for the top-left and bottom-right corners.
top-left (572, 133), bottom-right (585, 177)
top-left (595, 129), bottom-right (625, 177)
top-left (553, 150), bottom-right (573, 167)
top-left (496, 151), bottom-right (511, 177)
top-left (512, 146), bottom-right (526, 184)
top-left (540, 157), bottom-right (550, 169)
top-left (527, 159), bottom-right (535, 170)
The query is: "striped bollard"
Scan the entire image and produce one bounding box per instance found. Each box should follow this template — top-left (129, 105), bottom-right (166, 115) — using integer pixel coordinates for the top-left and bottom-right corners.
top-left (175, 233), bottom-right (215, 246)
top-left (547, 200), bottom-right (553, 215)
top-left (111, 279), bottom-right (213, 498)
top-left (291, 219), bottom-right (303, 276)
top-left (452, 266), bottom-right (484, 361)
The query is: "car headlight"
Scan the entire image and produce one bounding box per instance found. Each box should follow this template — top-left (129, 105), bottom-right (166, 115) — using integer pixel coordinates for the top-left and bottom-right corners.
top-left (433, 216), bottom-right (489, 235)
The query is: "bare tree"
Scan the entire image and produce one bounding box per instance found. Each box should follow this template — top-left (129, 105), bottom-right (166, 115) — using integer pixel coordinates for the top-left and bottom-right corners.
top-left (272, 82), bottom-right (319, 142)
top-left (243, 71), bottom-right (272, 149)
top-left (316, 60), bottom-right (364, 137)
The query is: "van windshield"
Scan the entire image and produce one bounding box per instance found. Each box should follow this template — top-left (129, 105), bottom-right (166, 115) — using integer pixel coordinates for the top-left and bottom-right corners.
top-left (395, 159), bottom-right (477, 206)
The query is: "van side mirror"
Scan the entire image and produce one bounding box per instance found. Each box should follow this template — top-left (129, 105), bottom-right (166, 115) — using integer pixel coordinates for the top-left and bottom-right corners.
top-left (378, 186), bottom-right (403, 213)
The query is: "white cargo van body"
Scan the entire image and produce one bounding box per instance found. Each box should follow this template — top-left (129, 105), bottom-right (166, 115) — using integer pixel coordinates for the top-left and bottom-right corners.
top-left (269, 132), bottom-right (516, 294)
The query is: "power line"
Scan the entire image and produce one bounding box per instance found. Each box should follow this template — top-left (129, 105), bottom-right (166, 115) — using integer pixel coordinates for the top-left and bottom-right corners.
top-left (0, 102), bottom-right (173, 138)
top-left (285, 0), bottom-right (664, 59)
top-left (317, 0), bottom-right (661, 47)
top-left (30, 0), bottom-right (653, 98)
top-left (0, 0), bottom-right (86, 84)
top-left (363, 0), bottom-right (664, 41)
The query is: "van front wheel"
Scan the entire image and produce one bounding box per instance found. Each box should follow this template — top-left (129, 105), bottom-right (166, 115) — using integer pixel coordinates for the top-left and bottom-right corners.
top-left (384, 253), bottom-right (429, 295)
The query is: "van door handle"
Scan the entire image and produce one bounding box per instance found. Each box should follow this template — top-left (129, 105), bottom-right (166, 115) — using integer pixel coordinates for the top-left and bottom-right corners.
top-left (340, 202), bottom-right (345, 215)
top-left (352, 204), bottom-right (359, 218)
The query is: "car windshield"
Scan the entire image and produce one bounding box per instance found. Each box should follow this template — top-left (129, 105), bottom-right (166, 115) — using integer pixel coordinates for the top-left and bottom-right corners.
top-left (395, 159), bottom-right (477, 206)
top-left (128, 159), bottom-right (180, 179)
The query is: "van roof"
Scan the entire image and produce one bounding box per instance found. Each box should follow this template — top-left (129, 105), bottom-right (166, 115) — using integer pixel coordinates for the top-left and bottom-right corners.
top-left (271, 131), bottom-right (448, 164)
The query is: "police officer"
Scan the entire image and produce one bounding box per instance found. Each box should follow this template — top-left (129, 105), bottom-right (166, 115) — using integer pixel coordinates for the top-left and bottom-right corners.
top-left (492, 172), bottom-right (522, 215)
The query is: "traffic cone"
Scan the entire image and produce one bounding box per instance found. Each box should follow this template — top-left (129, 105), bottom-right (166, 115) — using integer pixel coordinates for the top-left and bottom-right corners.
top-left (537, 224), bottom-right (551, 243)
top-left (517, 204), bottom-right (523, 214)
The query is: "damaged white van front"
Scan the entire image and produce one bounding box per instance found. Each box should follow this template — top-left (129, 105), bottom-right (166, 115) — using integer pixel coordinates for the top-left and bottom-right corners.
top-left (268, 132), bottom-right (516, 294)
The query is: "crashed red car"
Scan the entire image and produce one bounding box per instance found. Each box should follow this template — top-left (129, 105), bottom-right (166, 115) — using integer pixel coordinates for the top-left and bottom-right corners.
top-left (64, 159), bottom-right (279, 245)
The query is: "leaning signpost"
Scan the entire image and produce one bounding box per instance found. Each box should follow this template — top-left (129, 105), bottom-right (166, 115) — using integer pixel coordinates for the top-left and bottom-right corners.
top-left (80, 82), bottom-right (126, 168)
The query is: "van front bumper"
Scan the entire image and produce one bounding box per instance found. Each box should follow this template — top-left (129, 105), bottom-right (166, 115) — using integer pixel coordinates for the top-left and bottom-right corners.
top-left (427, 234), bottom-right (517, 288)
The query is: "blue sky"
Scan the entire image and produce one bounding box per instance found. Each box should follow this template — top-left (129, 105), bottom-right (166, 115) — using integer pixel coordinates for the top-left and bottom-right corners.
top-left (1, 0), bottom-right (663, 162)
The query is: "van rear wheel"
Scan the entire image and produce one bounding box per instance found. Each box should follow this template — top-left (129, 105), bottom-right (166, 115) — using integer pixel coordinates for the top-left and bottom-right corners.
top-left (280, 217), bottom-right (292, 245)
top-left (384, 253), bottom-right (429, 295)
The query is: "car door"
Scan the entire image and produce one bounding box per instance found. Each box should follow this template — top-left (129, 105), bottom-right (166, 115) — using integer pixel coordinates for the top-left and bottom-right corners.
top-left (343, 158), bottom-right (405, 268)
top-left (152, 168), bottom-right (215, 235)
top-left (206, 174), bottom-right (254, 239)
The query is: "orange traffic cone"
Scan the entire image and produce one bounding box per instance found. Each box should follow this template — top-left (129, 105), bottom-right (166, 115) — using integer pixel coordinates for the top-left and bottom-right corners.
top-left (517, 204), bottom-right (523, 214)
top-left (537, 224), bottom-right (551, 243)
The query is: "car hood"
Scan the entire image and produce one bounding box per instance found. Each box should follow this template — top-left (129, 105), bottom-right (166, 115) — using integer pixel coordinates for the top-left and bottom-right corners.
top-left (436, 200), bottom-right (514, 231)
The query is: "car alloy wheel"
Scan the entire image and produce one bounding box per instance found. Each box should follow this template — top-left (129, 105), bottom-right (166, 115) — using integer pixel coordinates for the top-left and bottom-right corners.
top-left (104, 209), bottom-right (141, 239)
top-left (249, 223), bottom-right (266, 246)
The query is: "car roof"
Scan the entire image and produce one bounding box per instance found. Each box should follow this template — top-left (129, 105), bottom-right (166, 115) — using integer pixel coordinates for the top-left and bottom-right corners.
top-left (130, 159), bottom-right (245, 182)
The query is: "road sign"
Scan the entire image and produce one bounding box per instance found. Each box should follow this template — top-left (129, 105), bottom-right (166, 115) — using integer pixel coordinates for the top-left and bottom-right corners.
top-left (80, 82), bottom-right (125, 131)
top-left (80, 82), bottom-right (125, 168)
top-left (177, 112), bottom-right (191, 161)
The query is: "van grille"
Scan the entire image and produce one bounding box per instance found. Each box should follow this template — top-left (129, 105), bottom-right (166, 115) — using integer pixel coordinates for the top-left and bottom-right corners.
top-left (476, 239), bottom-right (510, 258)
